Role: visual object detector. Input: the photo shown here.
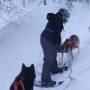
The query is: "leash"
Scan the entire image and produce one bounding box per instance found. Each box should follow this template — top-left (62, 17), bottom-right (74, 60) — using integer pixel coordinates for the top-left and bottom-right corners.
top-left (57, 53), bottom-right (64, 67)
top-left (14, 80), bottom-right (25, 90)
top-left (57, 51), bottom-right (73, 90)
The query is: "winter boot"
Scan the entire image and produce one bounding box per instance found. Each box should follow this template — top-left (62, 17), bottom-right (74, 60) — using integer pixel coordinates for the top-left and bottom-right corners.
top-left (41, 80), bottom-right (56, 87)
top-left (63, 66), bottom-right (68, 71)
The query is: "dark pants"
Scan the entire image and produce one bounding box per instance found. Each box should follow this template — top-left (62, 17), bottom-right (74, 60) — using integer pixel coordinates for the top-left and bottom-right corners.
top-left (40, 37), bottom-right (59, 82)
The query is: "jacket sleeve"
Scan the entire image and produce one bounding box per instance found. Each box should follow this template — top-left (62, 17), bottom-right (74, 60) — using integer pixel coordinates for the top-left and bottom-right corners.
top-left (56, 34), bottom-right (61, 44)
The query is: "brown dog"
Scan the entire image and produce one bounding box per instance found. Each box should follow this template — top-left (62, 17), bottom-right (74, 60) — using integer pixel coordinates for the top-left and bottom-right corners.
top-left (57, 35), bottom-right (80, 68)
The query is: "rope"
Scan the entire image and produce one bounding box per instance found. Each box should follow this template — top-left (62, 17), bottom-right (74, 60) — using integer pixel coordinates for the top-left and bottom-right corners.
top-left (63, 67), bottom-right (73, 90)
top-left (57, 53), bottom-right (62, 67)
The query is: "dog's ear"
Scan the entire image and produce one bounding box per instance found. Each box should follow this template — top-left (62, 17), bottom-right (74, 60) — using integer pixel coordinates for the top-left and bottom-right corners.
top-left (22, 63), bottom-right (26, 70)
top-left (30, 64), bottom-right (36, 77)
top-left (30, 64), bottom-right (34, 70)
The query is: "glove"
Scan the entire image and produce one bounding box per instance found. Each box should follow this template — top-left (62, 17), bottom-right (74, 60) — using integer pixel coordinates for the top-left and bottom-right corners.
top-left (56, 44), bottom-right (62, 52)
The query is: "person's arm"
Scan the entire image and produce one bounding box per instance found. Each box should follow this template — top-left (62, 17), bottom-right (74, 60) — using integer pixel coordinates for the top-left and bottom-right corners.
top-left (56, 35), bottom-right (61, 45)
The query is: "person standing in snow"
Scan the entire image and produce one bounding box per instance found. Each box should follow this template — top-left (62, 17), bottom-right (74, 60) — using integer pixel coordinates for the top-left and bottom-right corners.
top-left (40, 8), bottom-right (70, 87)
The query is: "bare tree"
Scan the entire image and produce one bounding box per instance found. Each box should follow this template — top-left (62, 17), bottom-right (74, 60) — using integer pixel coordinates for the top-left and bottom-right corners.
top-left (3, 0), bottom-right (11, 2)
top-left (86, 0), bottom-right (90, 3)
top-left (66, 0), bottom-right (73, 9)
top-left (53, 0), bottom-right (57, 3)
top-left (0, 0), bottom-right (21, 22)
top-left (44, 0), bottom-right (47, 5)
top-left (79, 0), bottom-right (90, 4)
top-left (0, 0), bottom-right (12, 13)
top-left (22, 0), bottom-right (25, 7)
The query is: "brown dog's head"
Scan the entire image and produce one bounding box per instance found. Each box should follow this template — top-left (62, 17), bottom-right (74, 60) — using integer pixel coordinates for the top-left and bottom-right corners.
top-left (57, 35), bottom-right (79, 53)
top-left (69, 35), bottom-right (80, 48)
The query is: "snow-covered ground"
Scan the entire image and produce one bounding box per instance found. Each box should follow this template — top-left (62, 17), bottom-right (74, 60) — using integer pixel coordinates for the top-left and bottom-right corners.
top-left (0, 1), bottom-right (90, 90)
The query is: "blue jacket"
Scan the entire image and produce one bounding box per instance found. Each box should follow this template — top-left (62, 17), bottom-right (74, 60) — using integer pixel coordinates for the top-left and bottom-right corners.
top-left (41, 21), bottom-right (64, 45)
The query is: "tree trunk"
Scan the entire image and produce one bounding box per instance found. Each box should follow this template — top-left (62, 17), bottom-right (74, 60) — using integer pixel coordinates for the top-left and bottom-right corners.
top-left (23, 0), bottom-right (25, 7)
top-left (44, 0), bottom-right (47, 5)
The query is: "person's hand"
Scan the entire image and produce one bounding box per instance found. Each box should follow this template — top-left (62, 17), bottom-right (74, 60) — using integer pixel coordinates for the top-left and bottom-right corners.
top-left (56, 44), bottom-right (61, 52)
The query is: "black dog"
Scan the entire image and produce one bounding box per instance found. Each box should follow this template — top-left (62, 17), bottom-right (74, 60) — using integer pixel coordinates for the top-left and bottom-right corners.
top-left (10, 63), bottom-right (36, 90)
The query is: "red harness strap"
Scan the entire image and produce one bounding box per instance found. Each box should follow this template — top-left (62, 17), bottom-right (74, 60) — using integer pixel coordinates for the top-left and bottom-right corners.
top-left (19, 80), bottom-right (25, 90)
top-left (14, 83), bottom-right (18, 90)
top-left (14, 80), bottom-right (25, 90)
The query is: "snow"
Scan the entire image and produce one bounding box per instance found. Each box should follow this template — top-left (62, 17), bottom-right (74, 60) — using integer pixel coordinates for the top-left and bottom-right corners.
top-left (0, 1), bottom-right (90, 90)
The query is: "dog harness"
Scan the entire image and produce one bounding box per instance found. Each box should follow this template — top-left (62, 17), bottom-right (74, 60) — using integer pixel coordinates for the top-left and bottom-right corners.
top-left (14, 80), bottom-right (25, 90)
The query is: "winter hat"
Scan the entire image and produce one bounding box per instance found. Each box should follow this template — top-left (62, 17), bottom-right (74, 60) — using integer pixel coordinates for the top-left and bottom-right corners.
top-left (56, 8), bottom-right (70, 23)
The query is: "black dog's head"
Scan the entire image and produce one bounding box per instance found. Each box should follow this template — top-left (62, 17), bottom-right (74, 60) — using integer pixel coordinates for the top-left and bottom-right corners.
top-left (10, 63), bottom-right (36, 90)
top-left (20, 63), bottom-right (36, 80)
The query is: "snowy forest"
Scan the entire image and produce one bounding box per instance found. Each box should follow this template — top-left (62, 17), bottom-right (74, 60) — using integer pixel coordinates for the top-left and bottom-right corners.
top-left (0, 0), bottom-right (90, 26)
